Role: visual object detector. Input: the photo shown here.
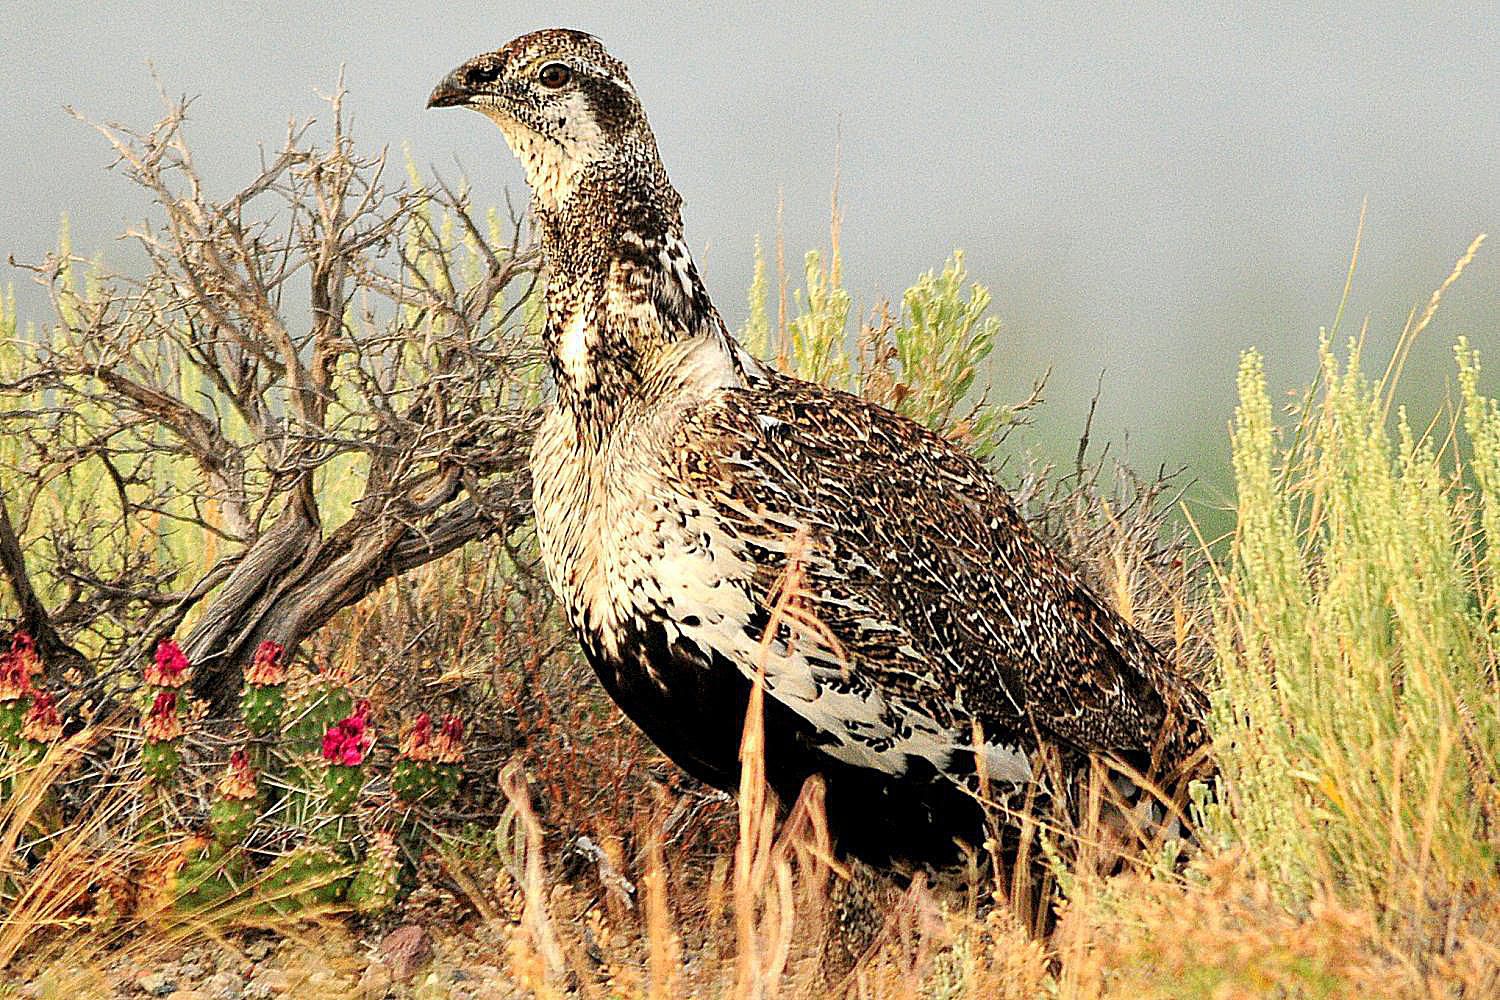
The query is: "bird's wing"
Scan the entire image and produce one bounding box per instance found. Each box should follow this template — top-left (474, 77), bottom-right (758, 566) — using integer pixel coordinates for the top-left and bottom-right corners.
top-left (676, 370), bottom-right (1199, 778)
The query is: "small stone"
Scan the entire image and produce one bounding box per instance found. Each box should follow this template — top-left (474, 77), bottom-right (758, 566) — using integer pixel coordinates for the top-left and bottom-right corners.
top-left (254, 970), bottom-right (290, 993)
top-left (204, 972), bottom-right (242, 1000)
top-left (356, 962), bottom-right (392, 999)
top-left (244, 939), bottom-right (274, 961)
top-left (138, 972), bottom-right (177, 996)
top-left (166, 991), bottom-right (208, 1000)
top-left (377, 924), bottom-right (433, 982)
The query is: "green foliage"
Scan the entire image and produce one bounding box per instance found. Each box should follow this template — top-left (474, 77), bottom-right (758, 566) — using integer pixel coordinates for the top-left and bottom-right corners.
top-left (890, 253), bottom-right (1005, 440)
top-left (742, 242), bottom-right (1027, 461)
top-left (786, 249), bottom-right (853, 386)
top-left (742, 237), bottom-right (771, 359)
top-left (0, 148), bottom-right (541, 666)
top-left (1457, 337), bottom-right (1500, 619)
top-left (1209, 337), bottom-right (1500, 925)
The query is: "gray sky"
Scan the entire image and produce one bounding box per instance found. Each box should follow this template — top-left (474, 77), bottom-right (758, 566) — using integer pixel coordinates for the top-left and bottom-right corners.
top-left (4, 2), bottom-right (1497, 513)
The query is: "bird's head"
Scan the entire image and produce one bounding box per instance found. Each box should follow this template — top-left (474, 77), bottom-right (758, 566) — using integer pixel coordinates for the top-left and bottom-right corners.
top-left (428, 29), bottom-right (654, 212)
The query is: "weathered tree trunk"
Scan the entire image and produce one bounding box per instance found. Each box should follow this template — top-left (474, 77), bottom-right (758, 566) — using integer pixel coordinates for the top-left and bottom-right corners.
top-left (185, 444), bottom-right (535, 711)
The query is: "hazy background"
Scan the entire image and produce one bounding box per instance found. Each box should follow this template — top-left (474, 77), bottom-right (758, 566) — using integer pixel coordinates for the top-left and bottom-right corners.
top-left (4, 2), bottom-right (1497, 522)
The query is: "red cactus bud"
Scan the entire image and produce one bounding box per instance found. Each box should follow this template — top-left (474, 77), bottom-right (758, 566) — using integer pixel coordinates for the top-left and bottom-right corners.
top-left (146, 639), bottom-right (191, 688)
top-left (399, 712), bottom-right (435, 761)
top-left (1, 632), bottom-right (42, 701)
top-left (433, 714), bottom-right (465, 765)
top-left (0, 653), bottom-right (32, 702)
top-left (21, 690), bottom-right (62, 742)
top-left (143, 689), bottom-right (184, 742)
top-left (321, 700), bottom-right (374, 766)
top-left (245, 640), bottom-right (287, 685)
top-left (217, 749), bottom-right (260, 800)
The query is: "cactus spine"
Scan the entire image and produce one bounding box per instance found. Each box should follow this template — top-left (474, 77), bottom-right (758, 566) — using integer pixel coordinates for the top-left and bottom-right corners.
top-left (284, 665), bottom-right (355, 756)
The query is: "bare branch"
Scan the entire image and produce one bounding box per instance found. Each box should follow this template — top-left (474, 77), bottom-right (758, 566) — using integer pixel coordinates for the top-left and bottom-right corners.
top-left (5, 82), bottom-right (541, 701)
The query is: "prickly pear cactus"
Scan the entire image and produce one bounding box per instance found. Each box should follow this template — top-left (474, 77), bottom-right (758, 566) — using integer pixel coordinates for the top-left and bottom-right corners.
top-left (139, 835), bottom-right (248, 917)
top-left (323, 761), bottom-right (365, 814)
top-left (240, 640), bottom-right (288, 737)
top-left (140, 739), bottom-right (181, 784)
top-left (14, 691), bottom-right (62, 765)
top-left (347, 829), bottom-right (402, 916)
top-left (393, 712), bottom-right (464, 806)
top-left (432, 714), bottom-right (465, 806)
top-left (140, 690), bottom-right (185, 785)
top-left (393, 712), bottom-right (437, 804)
top-left (174, 847), bottom-right (250, 914)
top-left (2, 690), bottom-right (62, 800)
top-left (321, 700), bottom-right (373, 808)
top-left (138, 834), bottom-right (202, 915)
top-left (284, 665), bottom-right (355, 756)
top-left (209, 749), bottom-right (263, 846)
top-left (391, 756), bottom-right (437, 804)
top-left (0, 700), bottom-right (25, 748)
top-left (256, 843), bottom-right (353, 915)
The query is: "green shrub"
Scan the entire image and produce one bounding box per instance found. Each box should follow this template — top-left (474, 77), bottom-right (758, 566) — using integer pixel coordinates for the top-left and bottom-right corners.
top-left (1208, 333), bottom-right (1500, 935)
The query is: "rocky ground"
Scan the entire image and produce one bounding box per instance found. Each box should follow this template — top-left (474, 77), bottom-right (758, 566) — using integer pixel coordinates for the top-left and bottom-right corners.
top-left (12, 880), bottom-right (537, 1000)
top-left (19, 920), bottom-right (520, 1000)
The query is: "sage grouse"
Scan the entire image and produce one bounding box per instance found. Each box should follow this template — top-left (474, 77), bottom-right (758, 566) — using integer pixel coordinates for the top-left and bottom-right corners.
top-left (429, 29), bottom-right (1207, 869)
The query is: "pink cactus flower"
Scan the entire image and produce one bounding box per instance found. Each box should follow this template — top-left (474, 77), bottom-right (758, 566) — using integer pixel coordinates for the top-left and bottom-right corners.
top-left (146, 639), bottom-right (191, 688)
top-left (1, 631), bottom-right (42, 701)
top-left (217, 749), bottom-right (260, 800)
top-left (0, 652), bottom-right (32, 702)
top-left (321, 700), bottom-right (374, 766)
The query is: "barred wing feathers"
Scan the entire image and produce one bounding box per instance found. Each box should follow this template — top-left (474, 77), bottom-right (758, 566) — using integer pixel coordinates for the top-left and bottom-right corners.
top-left (678, 370), bottom-right (1200, 783)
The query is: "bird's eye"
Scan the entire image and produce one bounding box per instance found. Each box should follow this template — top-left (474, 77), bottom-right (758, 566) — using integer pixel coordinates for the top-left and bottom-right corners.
top-left (466, 63), bottom-right (502, 87)
top-left (538, 63), bottom-right (572, 89)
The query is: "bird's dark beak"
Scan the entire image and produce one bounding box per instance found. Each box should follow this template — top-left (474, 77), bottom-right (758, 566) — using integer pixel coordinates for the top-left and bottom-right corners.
top-left (427, 69), bottom-right (471, 109)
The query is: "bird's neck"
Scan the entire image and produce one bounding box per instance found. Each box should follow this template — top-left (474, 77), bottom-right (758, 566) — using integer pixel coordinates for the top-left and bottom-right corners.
top-left (536, 159), bottom-right (727, 439)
